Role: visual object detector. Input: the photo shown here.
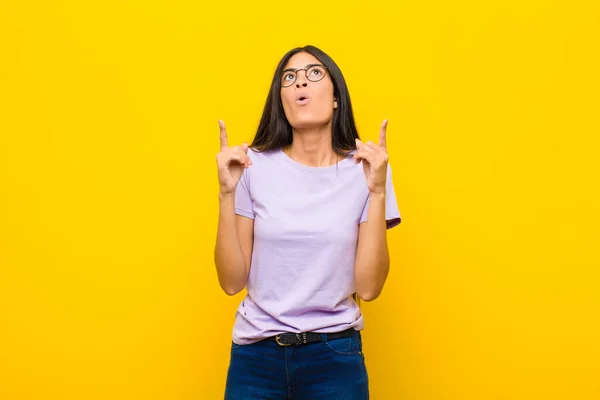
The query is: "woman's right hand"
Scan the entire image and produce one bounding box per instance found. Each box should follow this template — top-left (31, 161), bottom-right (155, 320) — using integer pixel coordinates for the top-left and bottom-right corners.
top-left (216, 120), bottom-right (252, 194)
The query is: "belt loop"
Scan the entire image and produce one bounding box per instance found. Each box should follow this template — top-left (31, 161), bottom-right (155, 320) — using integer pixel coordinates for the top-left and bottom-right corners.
top-left (320, 333), bottom-right (328, 343)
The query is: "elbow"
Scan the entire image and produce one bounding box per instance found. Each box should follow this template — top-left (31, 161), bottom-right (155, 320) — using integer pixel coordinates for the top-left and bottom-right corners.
top-left (357, 289), bottom-right (382, 302)
top-left (218, 270), bottom-right (247, 296)
top-left (219, 274), bottom-right (246, 296)
top-left (216, 268), bottom-right (246, 296)
top-left (354, 261), bottom-right (389, 302)
top-left (223, 286), bottom-right (243, 296)
top-left (221, 282), bottom-right (244, 296)
top-left (356, 281), bottom-right (384, 301)
top-left (214, 254), bottom-right (248, 296)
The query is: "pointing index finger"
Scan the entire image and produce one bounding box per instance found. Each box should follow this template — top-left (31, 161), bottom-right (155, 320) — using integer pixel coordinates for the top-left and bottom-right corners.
top-left (219, 120), bottom-right (228, 150)
top-left (379, 119), bottom-right (388, 148)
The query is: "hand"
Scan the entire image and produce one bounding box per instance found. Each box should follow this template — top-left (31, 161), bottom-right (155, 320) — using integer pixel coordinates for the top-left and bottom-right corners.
top-left (216, 120), bottom-right (252, 194)
top-left (353, 119), bottom-right (389, 194)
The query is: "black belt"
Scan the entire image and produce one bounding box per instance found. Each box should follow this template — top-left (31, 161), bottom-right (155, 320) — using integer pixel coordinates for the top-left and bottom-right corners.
top-left (269, 328), bottom-right (356, 346)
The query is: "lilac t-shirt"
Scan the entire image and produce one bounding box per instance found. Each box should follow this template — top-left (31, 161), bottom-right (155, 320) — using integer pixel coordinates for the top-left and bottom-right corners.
top-left (232, 147), bottom-right (401, 345)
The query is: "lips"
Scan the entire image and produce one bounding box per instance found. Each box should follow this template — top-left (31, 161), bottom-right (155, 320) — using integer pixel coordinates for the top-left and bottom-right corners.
top-left (295, 93), bottom-right (311, 105)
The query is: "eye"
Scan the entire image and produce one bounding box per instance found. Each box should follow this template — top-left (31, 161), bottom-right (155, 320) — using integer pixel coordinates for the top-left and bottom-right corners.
top-left (284, 72), bottom-right (295, 81)
top-left (310, 68), bottom-right (322, 76)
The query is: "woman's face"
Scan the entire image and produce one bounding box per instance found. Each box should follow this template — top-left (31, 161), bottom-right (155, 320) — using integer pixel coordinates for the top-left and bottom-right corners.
top-left (280, 52), bottom-right (337, 130)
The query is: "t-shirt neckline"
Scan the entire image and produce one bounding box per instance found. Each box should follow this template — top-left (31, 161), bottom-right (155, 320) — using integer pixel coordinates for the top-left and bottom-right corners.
top-left (277, 147), bottom-right (354, 172)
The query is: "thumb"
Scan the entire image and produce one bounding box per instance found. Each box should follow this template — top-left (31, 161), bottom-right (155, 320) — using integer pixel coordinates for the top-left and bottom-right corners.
top-left (241, 142), bottom-right (249, 154)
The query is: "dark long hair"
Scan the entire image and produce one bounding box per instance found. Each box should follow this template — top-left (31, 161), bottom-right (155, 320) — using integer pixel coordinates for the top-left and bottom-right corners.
top-left (250, 45), bottom-right (360, 157)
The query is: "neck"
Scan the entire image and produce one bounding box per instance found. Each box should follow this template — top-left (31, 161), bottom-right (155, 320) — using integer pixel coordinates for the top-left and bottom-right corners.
top-left (284, 123), bottom-right (338, 167)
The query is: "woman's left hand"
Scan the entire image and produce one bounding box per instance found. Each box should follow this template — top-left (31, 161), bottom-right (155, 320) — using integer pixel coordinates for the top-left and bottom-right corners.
top-left (354, 119), bottom-right (389, 194)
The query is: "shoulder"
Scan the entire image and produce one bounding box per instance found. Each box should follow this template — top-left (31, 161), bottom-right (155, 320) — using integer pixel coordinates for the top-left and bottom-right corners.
top-left (247, 147), bottom-right (279, 162)
top-left (243, 148), bottom-right (282, 179)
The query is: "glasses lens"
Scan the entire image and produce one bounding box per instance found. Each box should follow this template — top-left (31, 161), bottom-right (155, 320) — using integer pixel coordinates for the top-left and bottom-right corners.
top-left (281, 71), bottom-right (297, 87)
top-left (307, 65), bottom-right (326, 82)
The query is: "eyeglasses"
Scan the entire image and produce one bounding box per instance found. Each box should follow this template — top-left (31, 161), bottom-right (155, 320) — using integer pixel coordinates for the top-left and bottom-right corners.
top-left (281, 64), bottom-right (329, 87)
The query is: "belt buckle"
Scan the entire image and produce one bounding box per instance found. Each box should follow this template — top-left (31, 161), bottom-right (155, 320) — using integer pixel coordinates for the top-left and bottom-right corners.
top-left (276, 333), bottom-right (307, 346)
top-left (275, 334), bottom-right (292, 347)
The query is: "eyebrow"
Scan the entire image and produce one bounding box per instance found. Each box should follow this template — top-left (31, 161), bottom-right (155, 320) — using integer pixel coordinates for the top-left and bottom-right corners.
top-left (282, 63), bottom-right (323, 72)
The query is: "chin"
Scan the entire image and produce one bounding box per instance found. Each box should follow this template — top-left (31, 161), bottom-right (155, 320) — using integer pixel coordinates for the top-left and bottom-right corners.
top-left (288, 114), bottom-right (332, 130)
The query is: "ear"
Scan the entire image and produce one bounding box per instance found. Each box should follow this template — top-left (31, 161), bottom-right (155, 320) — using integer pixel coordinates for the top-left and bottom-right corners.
top-left (333, 98), bottom-right (338, 109)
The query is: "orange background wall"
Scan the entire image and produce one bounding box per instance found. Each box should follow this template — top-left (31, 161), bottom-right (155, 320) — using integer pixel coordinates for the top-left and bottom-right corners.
top-left (1, 1), bottom-right (599, 399)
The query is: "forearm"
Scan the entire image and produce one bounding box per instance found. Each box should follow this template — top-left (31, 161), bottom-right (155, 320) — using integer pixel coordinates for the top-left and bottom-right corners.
top-left (354, 191), bottom-right (390, 301)
top-left (214, 192), bottom-right (248, 295)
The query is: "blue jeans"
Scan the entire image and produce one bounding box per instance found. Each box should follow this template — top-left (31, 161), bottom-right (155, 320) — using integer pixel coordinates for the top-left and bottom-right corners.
top-left (225, 330), bottom-right (369, 399)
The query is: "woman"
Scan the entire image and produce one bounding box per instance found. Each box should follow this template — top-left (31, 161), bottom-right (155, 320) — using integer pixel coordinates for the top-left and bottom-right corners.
top-left (215, 45), bottom-right (401, 399)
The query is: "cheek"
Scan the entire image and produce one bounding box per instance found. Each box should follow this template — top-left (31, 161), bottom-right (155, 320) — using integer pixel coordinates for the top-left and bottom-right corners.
top-left (316, 85), bottom-right (335, 105)
top-left (281, 90), bottom-right (296, 107)
top-left (280, 93), bottom-right (294, 115)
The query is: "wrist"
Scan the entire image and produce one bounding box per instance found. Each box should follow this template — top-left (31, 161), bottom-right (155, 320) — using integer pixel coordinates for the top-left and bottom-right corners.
top-left (369, 188), bottom-right (386, 197)
top-left (218, 190), bottom-right (235, 200)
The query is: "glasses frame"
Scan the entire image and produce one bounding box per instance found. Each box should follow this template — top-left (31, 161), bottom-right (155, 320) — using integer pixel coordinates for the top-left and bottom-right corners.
top-left (280, 64), bottom-right (329, 87)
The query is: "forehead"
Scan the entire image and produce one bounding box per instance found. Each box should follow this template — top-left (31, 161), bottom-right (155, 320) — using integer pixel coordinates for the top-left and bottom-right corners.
top-left (283, 52), bottom-right (321, 70)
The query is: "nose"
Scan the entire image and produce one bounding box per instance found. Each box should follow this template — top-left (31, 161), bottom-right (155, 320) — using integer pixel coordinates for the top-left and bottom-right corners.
top-left (295, 75), bottom-right (308, 88)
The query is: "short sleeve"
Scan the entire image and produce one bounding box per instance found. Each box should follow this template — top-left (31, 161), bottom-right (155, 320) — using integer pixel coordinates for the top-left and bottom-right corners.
top-left (234, 167), bottom-right (255, 219)
top-left (359, 163), bottom-right (401, 229)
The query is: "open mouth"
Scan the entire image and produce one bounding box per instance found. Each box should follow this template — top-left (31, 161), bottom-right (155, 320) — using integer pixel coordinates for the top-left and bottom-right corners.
top-left (296, 96), bottom-right (310, 105)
